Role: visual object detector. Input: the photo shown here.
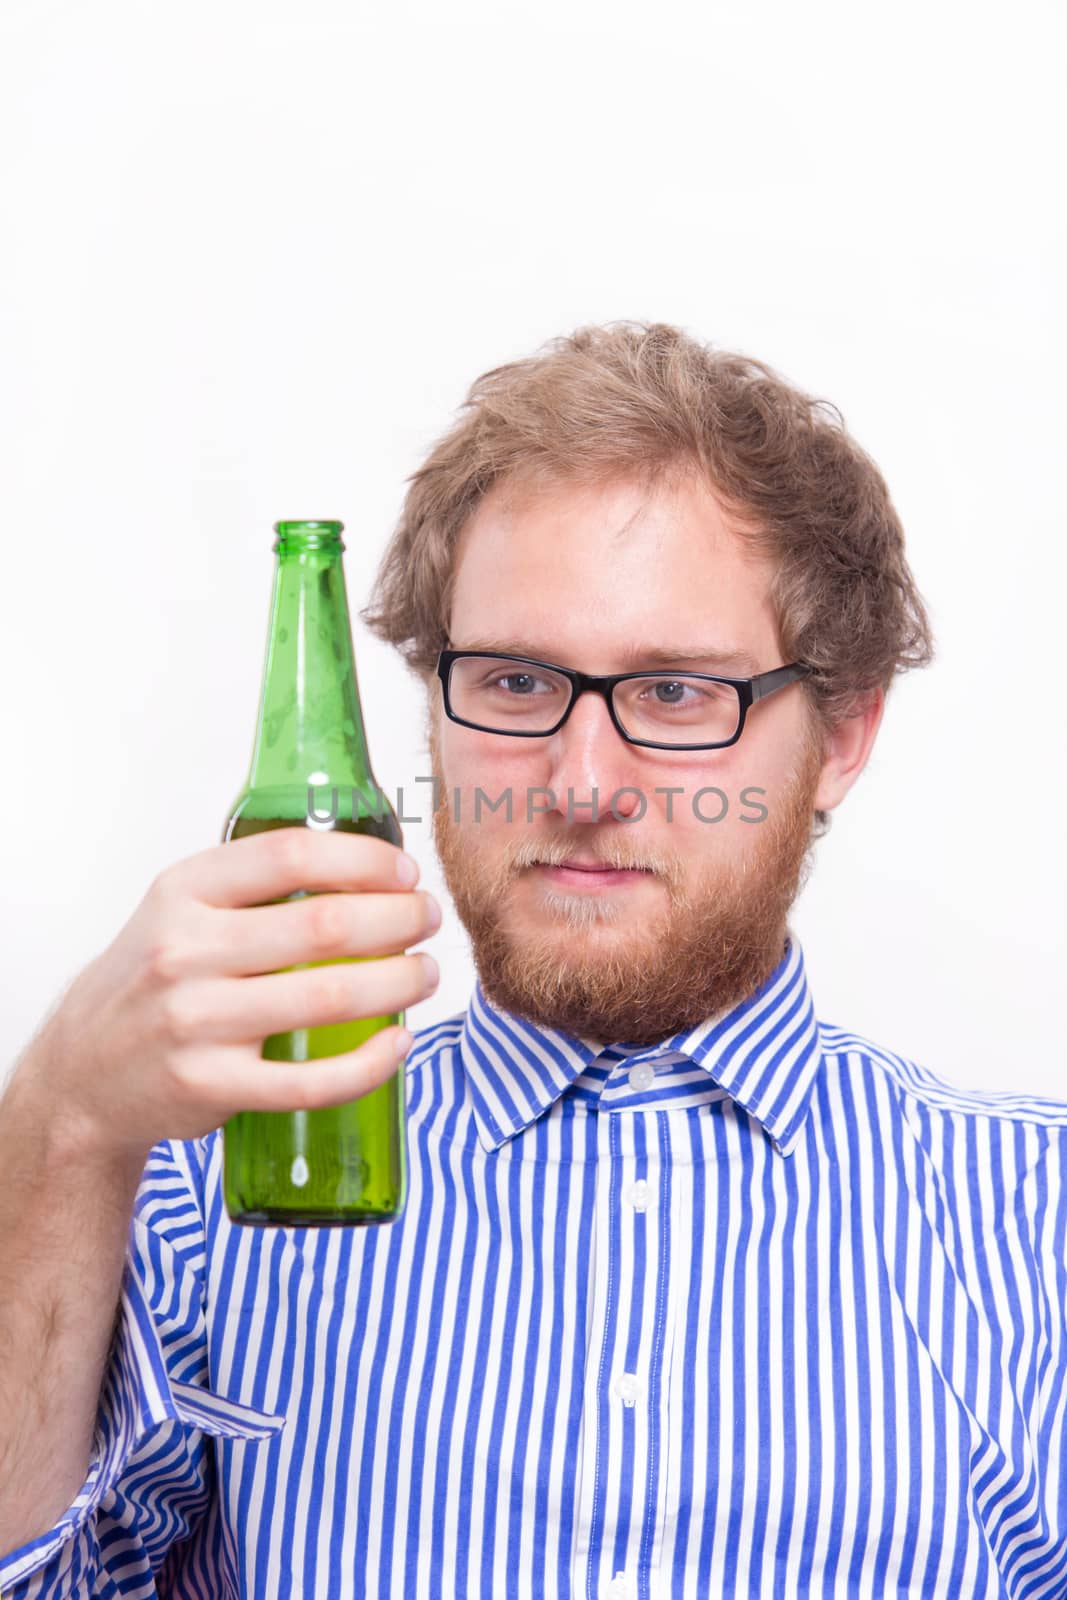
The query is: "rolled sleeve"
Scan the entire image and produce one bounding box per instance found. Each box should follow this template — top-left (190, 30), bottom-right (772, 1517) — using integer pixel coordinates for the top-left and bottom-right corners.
top-left (0, 1140), bottom-right (284, 1599)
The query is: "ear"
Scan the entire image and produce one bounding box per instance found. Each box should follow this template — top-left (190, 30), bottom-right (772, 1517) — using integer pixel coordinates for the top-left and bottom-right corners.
top-left (813, 687), bottom-right (885, 814)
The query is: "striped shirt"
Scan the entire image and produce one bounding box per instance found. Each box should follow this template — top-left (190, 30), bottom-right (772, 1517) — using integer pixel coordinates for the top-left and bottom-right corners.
top-left (4, 930), bottom-right (1067, 1598)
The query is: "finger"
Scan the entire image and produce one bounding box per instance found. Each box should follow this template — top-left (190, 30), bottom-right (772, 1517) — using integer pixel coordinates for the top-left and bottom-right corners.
top-left (164, 828), bottom-right (419, 909)
top-left (172, 952), bottom-right (439, 1044)
top-left (199, 891), bottom-right (440, 978)
top-left (186, 1024), bottom-right (415, 1117)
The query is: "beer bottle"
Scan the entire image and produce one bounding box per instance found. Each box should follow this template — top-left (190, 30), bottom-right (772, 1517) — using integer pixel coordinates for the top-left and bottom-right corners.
top-left (221, 519), bottom-right (407, 1227)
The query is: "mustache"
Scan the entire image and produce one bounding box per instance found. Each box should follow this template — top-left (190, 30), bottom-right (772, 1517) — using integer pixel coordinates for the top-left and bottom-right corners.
top-left (508, 836), bottom-right (674, 878)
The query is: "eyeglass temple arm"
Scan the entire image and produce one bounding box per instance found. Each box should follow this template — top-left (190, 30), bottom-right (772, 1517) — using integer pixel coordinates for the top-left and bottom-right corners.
top-left (749, 663), bottom-right (812, 704)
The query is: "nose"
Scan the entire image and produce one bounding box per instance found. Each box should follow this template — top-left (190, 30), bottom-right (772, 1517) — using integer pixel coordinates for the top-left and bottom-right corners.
top-left (542, 688), bottom-right (643, 823)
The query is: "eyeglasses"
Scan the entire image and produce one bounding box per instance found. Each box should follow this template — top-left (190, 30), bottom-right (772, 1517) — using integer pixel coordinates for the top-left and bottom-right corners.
top-left (436, 648), bottom-right (813, 751)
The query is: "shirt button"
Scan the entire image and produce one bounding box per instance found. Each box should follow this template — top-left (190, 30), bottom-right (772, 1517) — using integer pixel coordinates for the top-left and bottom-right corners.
top-left (628, 1062), bottom-right (656, 1092)
top-left (615, 1372), bottom-right (640, 1406)
top-left (626, 1179), bottom-right (649, 1211)
top-left (607, 1575), bottom-right (632, 1599)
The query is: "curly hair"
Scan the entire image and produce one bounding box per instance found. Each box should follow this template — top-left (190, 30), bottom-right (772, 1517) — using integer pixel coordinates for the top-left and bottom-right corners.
top-left (361, 321), bottom-right (935, 838)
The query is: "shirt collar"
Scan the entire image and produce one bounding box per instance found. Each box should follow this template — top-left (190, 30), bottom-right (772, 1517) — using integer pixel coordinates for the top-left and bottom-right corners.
top-left (458, 928), bottom-right (824, 1158)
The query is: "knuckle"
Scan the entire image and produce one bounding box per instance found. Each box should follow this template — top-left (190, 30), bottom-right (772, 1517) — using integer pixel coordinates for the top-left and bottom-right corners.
top-left (144, 934), bottom-right (191, 986)
top-left (282, 1072), bottom-right (317, 1112)
top-left (146, 864), bottom-right (181, 908)
top-left (307, 897), bottom-right (350, 956)
top-left (167, 1053), bottom-right (202, 1100)
top-left (147, 866), bottom-right (169, 899)
top-left (312, 966), bottom-right (356, 1022)
top-left (272, 828), bottom-right (312, 880)
top-left (159, 985), bottom-right (201, 1043)
top-left (167, 1054), bottom-right (225, 1115)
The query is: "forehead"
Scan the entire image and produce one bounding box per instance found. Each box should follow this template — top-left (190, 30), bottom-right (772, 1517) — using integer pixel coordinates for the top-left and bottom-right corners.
top-left (448, 470), bottom-right (782, 672)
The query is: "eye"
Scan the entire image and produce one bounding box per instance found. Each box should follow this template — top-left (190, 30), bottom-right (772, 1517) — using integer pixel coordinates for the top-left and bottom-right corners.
top-left (490, 671), bottom-right (553, 695)
top-left (634, 678), bottom-right (722, 708)
top-left (648, 680), bottom-right (696, 705)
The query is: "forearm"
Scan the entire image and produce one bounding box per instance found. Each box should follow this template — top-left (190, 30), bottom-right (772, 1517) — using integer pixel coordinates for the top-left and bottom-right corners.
top-left (0, 1035), bottom-right (148, 1556)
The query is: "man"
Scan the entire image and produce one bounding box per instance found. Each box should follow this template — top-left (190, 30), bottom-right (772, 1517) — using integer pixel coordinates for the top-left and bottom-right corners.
top-left (1, 322), bottom-right (1063, 1599)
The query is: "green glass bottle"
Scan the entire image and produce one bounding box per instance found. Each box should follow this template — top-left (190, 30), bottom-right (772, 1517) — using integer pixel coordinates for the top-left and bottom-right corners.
top-left (221, 519), bottom-right (407, 1228)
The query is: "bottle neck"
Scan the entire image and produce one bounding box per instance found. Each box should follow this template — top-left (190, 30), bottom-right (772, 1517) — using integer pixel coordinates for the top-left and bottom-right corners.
top-left (245, 528), bottom-right (377, 792)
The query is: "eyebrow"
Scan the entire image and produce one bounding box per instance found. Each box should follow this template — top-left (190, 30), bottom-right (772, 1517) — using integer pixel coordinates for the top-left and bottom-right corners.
top-left (455, 638), bottom-right (762, 676)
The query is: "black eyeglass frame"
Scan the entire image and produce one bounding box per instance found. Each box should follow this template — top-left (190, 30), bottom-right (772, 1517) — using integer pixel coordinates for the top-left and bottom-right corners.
top-left (435, 648), bottom-right (814, 752)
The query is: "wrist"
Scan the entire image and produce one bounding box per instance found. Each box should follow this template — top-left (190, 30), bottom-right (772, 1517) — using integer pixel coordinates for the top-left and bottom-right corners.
top-left (3, 1041), bottom-right (149, 1191)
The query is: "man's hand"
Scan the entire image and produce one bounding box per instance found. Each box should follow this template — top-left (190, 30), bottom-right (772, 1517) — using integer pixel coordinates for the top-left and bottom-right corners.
top-left (19, 827), bottom-right (441, 1165)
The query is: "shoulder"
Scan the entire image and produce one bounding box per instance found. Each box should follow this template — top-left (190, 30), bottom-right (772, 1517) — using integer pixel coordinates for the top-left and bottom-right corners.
top-left (816, 1020), bottom-right (1067, 1131)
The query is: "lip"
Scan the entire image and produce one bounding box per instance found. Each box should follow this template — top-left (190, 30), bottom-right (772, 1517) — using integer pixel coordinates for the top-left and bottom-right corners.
top-left (537, 863), bottom-right (653, 889)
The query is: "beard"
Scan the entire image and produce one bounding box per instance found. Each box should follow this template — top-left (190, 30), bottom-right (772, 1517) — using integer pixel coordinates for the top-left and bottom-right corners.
top-left (429, 719), bottom-right (824, 1047)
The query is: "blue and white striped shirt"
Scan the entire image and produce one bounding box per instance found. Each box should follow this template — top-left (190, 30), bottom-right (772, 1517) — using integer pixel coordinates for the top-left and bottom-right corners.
top-left (5, 931), bottom-right (1067, 1598)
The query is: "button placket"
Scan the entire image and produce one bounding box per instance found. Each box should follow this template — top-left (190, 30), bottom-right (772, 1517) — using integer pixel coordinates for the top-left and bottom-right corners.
top-left (581, 1109), bottom-right (671, 1596)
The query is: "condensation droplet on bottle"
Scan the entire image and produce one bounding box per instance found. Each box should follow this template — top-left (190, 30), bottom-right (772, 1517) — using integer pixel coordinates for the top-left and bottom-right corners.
top-left (290, 1155), bottom-right (310, 1188)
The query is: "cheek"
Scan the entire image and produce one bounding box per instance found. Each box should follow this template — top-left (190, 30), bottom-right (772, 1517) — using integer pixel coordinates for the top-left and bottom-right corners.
top-left (436, 733), bottom-right (540, 835)
top-left (441, 729), bottom-right (550, 796)
top-left (649, 753), bottom-right (773, 846)
top-left (718, 716), bottom-right (804, 794)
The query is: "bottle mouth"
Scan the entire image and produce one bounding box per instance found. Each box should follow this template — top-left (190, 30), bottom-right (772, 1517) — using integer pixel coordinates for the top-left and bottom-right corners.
top-left (273, 520), bottom-right (345, 553)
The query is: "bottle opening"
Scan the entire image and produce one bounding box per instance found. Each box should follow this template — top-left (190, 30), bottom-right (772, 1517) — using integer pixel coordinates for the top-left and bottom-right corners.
top-left (273, 520), bottom-right (345, 553)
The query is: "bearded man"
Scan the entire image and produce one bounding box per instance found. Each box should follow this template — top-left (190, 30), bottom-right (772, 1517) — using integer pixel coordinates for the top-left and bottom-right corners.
top-left (4, 323), bottom-right (1062, 1600)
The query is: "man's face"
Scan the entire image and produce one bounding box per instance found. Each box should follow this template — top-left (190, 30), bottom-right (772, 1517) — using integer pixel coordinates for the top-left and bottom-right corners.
top-left (429, 469), bottom-right (826, 1045)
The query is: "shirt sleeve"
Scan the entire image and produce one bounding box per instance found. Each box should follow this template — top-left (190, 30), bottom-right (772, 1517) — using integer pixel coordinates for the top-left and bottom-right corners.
top-left (0, 1136), bottom-right (285, 1598)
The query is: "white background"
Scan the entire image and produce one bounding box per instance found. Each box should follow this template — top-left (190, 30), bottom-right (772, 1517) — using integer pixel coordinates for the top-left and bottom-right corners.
top-left (1, 0), bottom-right (1064, 1093)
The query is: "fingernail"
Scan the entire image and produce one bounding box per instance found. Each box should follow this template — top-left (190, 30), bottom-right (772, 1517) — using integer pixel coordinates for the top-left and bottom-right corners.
top-left (394, 1027), bottom-right (414, 1054)
top-left (420, 953), bottom-right (439, 987)
top-left (396, 851), bottom-right (419, 886)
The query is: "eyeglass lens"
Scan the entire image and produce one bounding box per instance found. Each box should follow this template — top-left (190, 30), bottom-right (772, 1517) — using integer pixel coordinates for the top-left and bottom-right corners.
top-left (447, 656), bottom-right (742, 746)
